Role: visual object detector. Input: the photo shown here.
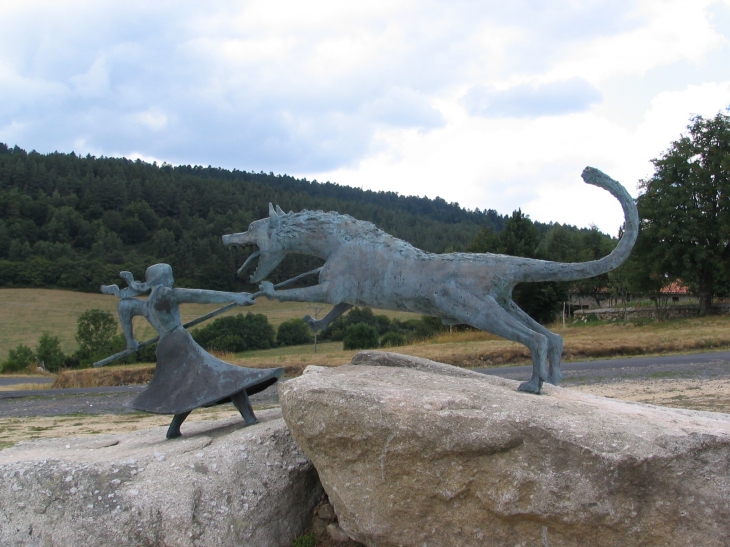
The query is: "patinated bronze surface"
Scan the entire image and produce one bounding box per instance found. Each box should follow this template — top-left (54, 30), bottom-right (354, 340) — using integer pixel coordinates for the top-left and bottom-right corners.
top-left (103, 263), bottom-right (283, 438)
top-left (222, 167), bottom-right (638, 395)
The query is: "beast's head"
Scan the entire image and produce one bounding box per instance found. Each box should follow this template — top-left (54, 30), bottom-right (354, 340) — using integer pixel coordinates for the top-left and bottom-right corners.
top-left (222, 203), bottom-right (289, 283)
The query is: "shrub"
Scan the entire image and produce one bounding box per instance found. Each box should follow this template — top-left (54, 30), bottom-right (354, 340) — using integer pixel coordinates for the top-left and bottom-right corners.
top-left (193, 313), bottom-right (276, 352)
top-left (2, 344), bottom-right (35, 373)
top-left (136, 342), bottom-right (157, 363)
top-left (75, 309), bottom-right (119, 366)
top-left (62, 354), bottom-right (81, 370)
top-left (277, 318), bottom-right (313, 346)
top-left (343, 323), bottom-right (379, 350)
top-left (207, 334), bottom-right (247, 353)
top-left (320, 306), bottom-right (392, 340)
top-left (35, 332), bottom-right (65, 372)
top-left (390, 316), bottom-right (445, 340)
top-left (380, 331), bottom-right (406, 347)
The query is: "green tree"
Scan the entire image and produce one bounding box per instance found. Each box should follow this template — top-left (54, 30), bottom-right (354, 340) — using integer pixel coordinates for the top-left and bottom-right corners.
top-left (75, 309), bottom-right (119, 365)
top-left (277, 318), bottom-right (313, 346)
top-left (35, 332), bottom-right (65, 371)
top-left (500, 209), bottom-right (540, 257)
top-left (571, 227), bottom-right (615, 308)
top-left (1, 344), bottom-right (35, 373)
top-left (343, 323), bottom-right (379, 350)
top-left (467, 210), bottom-right (566, 324)
top-left (637, 111), bottom-right (730, 315)
top-left (466, 227), bottom-right (501, 253)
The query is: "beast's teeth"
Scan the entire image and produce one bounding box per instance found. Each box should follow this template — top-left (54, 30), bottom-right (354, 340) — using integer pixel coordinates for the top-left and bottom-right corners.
top-left (237, 250), bottom-right (261, 277)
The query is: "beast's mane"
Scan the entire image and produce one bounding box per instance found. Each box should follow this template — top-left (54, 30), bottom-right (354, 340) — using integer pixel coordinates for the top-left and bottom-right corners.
top-left (274, 209), bottom-right (414, 249)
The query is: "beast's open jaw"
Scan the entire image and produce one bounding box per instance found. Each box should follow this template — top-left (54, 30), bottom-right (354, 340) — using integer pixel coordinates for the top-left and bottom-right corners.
top-left (233, 244), bottom-right (286, 283)
top-left (236, 249), bottom-right (261, 278)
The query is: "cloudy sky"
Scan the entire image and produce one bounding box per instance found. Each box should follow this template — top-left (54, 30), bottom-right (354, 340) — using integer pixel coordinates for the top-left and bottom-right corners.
top-left (2, 0), bottom-right (729, 233)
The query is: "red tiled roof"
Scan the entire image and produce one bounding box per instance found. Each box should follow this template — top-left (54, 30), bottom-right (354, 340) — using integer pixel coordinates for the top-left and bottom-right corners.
top-left (660, 281), bottom-right (690, 294)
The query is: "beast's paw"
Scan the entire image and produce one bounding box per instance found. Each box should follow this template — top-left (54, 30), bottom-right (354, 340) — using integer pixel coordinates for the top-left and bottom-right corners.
top-left (259, 281), bottom-right (275, 298)
top-left (518, 378), bottom-right (543, 394)
top-left (303, 315), bottom-right (322, 332)
top-left (547, 368), bottom-right (562, 386)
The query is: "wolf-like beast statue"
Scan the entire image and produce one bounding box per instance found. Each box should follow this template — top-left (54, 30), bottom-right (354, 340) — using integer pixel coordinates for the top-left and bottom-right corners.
top-left (222, 167), bottom-right (638, 394)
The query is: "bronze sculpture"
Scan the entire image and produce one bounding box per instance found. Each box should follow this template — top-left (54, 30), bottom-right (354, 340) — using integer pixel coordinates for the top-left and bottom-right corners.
top-left (102, 264), bottom-right (283, 438)
top-left (222, 167), bottom-right (638, 395)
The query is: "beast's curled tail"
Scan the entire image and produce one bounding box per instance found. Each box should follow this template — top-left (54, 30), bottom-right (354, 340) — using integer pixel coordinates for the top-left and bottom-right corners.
top-left (519, 167), bottom-right (638, 283)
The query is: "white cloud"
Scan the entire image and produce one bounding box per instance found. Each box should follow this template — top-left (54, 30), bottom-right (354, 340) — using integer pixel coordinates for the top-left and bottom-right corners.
top-left (133, 108), bottom-right (169, 131)
top-left (462, 78), bottom-right (603, 118)
top-left (546, 0), bottom-right (726, 83)
top-left (0, 0), bottom-right (728, 235)
top-left (70, 56), bottom-right (110, 97)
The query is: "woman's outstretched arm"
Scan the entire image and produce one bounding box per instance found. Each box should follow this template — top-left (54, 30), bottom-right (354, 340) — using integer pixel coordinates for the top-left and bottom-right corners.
top-left (173, 288), bottom-right (255, 306)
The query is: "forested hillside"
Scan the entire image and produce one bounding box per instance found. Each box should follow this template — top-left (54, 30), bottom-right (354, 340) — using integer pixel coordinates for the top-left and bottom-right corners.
top-left (0, 143), bottom-right (619, 318)
top-left (0, 144), bottom-right (513, 292)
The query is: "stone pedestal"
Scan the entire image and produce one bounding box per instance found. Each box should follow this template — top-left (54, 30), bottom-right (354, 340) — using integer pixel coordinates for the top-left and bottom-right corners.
top-left (280, 351), bottom-right (730, 547)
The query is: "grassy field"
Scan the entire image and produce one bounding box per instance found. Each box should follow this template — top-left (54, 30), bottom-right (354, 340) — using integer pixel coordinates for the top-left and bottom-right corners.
top-left (0, 287), bottom-right (418, 362)
top-left (3, 288), bottom-right (730, 385)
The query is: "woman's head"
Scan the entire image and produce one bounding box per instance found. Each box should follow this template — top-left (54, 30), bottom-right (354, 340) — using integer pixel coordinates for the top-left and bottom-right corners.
top-left (145, 263), bottom-right (174, 288)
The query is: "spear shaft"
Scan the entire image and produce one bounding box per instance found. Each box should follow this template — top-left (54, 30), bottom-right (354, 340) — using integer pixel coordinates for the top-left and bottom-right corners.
top-left (93, 267), bottom-right (322, 368)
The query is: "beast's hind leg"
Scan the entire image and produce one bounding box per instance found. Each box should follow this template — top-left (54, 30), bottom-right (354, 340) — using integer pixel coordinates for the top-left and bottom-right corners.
top-left (433, 291), bottom-right (548, 394)
top-left (505, 300), bottom-right (563, 385)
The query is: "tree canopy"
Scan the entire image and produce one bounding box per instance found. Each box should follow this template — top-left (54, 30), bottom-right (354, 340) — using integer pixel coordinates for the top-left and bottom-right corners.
top-left (0, 144), bottom-right (510, 292)
top-left (635, 112), bottom-right (730, 314)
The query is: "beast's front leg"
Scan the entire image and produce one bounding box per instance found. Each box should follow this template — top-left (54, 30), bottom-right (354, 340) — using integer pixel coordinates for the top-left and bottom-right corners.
top-left (259, 281), bottom-right (334, 304)
top-left (304, 302), bottom-right (353, 332)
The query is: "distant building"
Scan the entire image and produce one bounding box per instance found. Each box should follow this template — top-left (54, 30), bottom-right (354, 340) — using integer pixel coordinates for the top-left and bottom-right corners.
top-left (659, 280), bottom-right (691, 304)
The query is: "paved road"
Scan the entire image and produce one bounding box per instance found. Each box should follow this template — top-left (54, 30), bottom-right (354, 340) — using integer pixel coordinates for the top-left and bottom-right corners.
top-left (1, 350), bottom-right (729, 417)
top-left (0, 385), bottom-right (142, 399)
top-left (475, 350), bottom-right (730, 384)
top-left (0, 383), bottom-right (280, 418)
top-left (0, 376), bottom-right (54, 387)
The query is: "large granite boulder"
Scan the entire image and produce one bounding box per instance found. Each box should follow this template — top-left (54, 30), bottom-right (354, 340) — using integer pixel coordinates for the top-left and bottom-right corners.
top-left (280, 351), bottom-right (730, 547)
top-left (0, 408), bottom-right (322, 547)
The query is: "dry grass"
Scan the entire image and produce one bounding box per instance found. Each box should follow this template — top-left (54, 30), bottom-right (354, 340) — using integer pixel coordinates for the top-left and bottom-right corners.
top-left (51, 364), bottom-right (156, 388)
top-left (0, 382), bottom-right (53, 391)
top-left (408, 316), bottom-right (730, 368)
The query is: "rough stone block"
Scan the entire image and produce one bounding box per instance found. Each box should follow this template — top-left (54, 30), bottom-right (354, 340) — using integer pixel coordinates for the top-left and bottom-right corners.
top-left (0, 409), bottom-right (322, 547)
top-left (280, 351), bottom-right (730, 547)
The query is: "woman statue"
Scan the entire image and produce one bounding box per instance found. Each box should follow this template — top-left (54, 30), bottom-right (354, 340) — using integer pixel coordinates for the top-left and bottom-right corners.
top-left (105, 263), bottom-right (283, 439)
